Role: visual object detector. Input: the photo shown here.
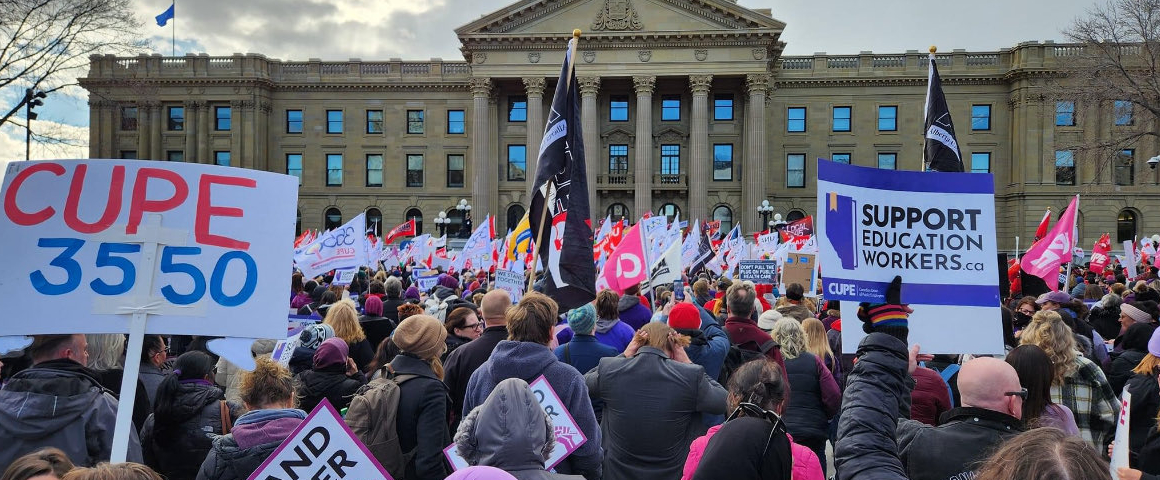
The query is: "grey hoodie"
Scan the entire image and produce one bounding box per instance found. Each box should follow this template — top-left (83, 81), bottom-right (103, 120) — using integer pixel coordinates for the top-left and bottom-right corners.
top-left (595, 317), bottom-right (622, 334)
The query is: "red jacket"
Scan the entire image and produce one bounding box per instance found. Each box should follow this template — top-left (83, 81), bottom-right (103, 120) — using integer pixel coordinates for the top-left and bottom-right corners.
top-left (723, 316), bottom-right (786, 371)
top-left (909, 366), bottom-right (953, 426)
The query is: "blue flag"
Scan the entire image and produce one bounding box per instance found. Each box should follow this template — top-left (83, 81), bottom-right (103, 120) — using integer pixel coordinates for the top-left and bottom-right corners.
top-left (155, 3), bottom-right (174, 27)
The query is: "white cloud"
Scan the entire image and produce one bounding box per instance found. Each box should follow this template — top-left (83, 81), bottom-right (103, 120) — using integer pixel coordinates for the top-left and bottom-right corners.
top-left (0, 119), bottom-right (89, 181)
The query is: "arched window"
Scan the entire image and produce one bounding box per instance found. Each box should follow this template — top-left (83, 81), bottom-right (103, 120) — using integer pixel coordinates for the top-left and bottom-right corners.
top-left (659, 203), bottom-right (680, 223)
top-left (713, 205), bottom-right (733, 232)
top-left (406, 208), bottom-right (423, 236)
top-left (365, 208), bottom-right (382, 236)
top-left (786, 210), bottom-right (806, 222)
top-left (295, 209), bottom-right (302, 236)
top-left (446, 208), bottom-right (464, 238)
top-left (507, 204), bottom-right (526, 232)
top-left (607, 203), bottom-right (629, 222)
top-left (1118, 209), bottom-right (1138, 244)
top-left (324, 208), bottom-right (342, 231)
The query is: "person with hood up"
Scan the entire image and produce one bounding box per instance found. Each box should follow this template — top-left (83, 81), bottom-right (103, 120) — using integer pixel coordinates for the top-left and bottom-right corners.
top-left (558, 290), bottom-right (634, 352)
top-left (196, 358), bottom-right (304, 480)
top-left (426, 286), bottom-right (461, 322)
top-left (554, 304), bottom-right (619, 375)
top-left (455, 378), bottom-right (584, 480)
top-left (358, 296), bottom-right (396, 356)
top-left (288, 323), bottom-right (334, 375)
top-left (141, 351), bottom-right (242, 480)
top-left (0, 334), bottom-right (143, 467)
top-left (617, 284), bottom-right (653, 331)
top-left (389, 314), bottom-right (453, 480)
top-left (462, 292), bottom-right (603, 480)
top-left (1110, 322), bottom-right (1157, 393)
top-left (585, 322), bottom-right (728, 480)
top-left (293, 338), bottom-right (366, 413)
top-left (405, 285), bottom-right (422, 302)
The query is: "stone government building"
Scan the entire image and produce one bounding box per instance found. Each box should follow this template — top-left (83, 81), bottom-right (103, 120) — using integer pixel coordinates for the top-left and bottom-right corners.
top-left (80, 0), bottom-right (1158, 251)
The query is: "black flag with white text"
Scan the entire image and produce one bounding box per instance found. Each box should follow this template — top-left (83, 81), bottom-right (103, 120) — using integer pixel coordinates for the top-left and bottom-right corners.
top-left (924, 56), bottom-right (964, 172)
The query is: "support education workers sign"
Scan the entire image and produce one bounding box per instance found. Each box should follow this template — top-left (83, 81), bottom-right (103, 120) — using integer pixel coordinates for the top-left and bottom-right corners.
top-left (817, 159), bottom-right (1004, 354)
top-left (0, 160), bottom-right (296, 339)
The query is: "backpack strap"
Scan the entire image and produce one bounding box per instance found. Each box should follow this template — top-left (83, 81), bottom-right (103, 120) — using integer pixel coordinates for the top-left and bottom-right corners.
top-left (564, 343), bottom-right (572, 364)
top-left (938, 363), bottom-right (959, 405)
top-left (758, 339), bottom-right (779, 354)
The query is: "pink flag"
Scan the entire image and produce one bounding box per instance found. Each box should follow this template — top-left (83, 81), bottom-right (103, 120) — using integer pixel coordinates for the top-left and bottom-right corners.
top-left (595, 224), bottom-right (647, 294)
top-left (1021, 196), bottom-right (1078, 291)
top-left (1089, 233), bottom-right (1112, 273)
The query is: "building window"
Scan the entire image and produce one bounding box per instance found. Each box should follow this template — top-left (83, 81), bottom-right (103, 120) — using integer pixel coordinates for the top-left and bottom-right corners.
top-left (787, 154), bottom-right (805, 188)
top-left (366, 154), bottom-right (383, 187)
top-left (787, 210), bottom-right (806, 222)
top-left (877, 106), bottom-right (897, 131)
top-left (366, 110), bottom-right (383, 134)
top-left (659, 203), bottom-right (680, 222)
top-left (214, 151), bottom-right (230, 167)
top-left (286, 109), bottom-right (303, 133)
top-left (407, 110), bottom-right (424, 134)
top-left (609, 145), bottom-right (628, 175)
top-left (447, 110), bottom-right (465, 134)
top-left (214, 106), bottom-right (231, 131)
top-left (713, 95), bottom-right (734, 121)
top-left (120, 106), bottom-right (138, 131)
top-left (447, 154), bottom-right (465, 188)
top-left (713, 205), bottom-right (733, 232)
top-left (1055, 101), bottom-right (1076, 126)
top-left (507, 144), bottom-right (527, 181)
top-left (324, 208), bottom-right (342, 231)
top-left (406, 154), bottom-right (423, 187)
top-left (296, 210), bottom-right (302, 237)
top-left (970, 152), bottom-right (991, 173)
top-left (326, 154), bottom-right (343, 186)
top-left (971, 105), bottom-right (991, 131)
top-left (366, 209), bottom-right (382, 237)
top-left (661, 96), bottom-right (681, 121)
top-left (507, 205), bottom-right (525, 232)
top-left (831, 153), bottom-right (851, 164)
top-left (120, 150), bottom-right (137, 159)
top-left (286, 154), bottom-right (303, 185)
top-left (1115, 100), bottom-right (1133, 126)
top-left (877, 152), bottom-right (897, 170)
top-left (713, 144), bottom-right (733, 181)
top-left (1118, 209), bottom-right (1138, 244)
top-left (607, 203), bottom-right (629, 221)
top-left (661, 144), bottom-right (680, 177)
top-left (1115, 149), bottom-right (1134, 186)
top-left (833, 106), bottom-right (852, 132)
top-left (610, 96), bottom-right (629, 122)
top-left (325, 110), bottom-right (343, 134)
top-left (405, 208), bottom-right (424, 236)
top-left (1055, 150), bottom-right (1076, 185)
top-left (167, 106), bottom-right (184, 131)
top-left (166, 151), bottom-right (184, 162)
top-left (509, 96), bottom-right (527, 122)
top-left (787, 107), bottom-right (806, 132)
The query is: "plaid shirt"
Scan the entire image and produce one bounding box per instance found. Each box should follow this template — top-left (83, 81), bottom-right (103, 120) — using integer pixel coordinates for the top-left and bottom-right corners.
top-left (1050, 355), bottom-right (1120, 449)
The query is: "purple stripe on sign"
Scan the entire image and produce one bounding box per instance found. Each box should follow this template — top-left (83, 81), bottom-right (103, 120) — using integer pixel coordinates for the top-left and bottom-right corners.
top-left (817, 158), bottom-right (995, 194)
top-left (823, 277), bottom-right (1000, 307)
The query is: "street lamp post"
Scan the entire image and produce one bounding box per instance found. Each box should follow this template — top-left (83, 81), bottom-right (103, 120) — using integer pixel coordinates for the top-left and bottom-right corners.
top-left (456, 199), bottom-right (473, 238)
top-left (23, 89), bottom-right (46, 161)
top-left (434, 211), bottom-right (450, 237)
top-left (757, 200), bottom-right (775, 232)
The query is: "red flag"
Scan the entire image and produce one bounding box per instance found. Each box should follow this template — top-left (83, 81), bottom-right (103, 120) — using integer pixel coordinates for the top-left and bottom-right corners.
top-left (293, 230), bottom-right (309, 248)
top-left (1022, 196), bottom-right (1078, 291)
top-left (384, 219), bottom-right (416, 244)
top-left (1034, 209), bottom-right (1051, 242)
top-left (1089, 233), bottom-right (1112, 273)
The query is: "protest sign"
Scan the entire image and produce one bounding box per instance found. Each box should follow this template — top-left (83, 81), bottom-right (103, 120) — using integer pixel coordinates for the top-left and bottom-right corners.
top-left (737, 260), bottom-right (778, 284)
top-left (249, 399), bottom-right (391, 480)
top-left (332, 267), bottom-right (358, 286)
top-left (781, 254), bottom-right (817, 294)
top-left (494, 268), bottom-right (525, 303)
top-left (414, 274), bottom-right (439, 293)
top-left (294, 213), bottom-right (368, 279)
top-left (1124, 240), bottom-right (1139, 279)
top-left (817, 160), bottom-right (1004, 354)
top-left (444, 375), bottom-right (586, 472)
top-left (1109, 388), bottom-right (1131, 478)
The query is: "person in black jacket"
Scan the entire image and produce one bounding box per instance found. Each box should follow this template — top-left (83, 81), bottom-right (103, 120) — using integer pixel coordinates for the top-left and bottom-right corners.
top-left (389, 314), bottom-right (452, 480)
top-left (1110, 323), bottom-right (1156, 393)
top-left (142, 351), bottom-right (242, 480)
top-left (358, 296), bottom-right (396, 356)
top-left (293, 338), bottom-right (366, 413)
top-left (443, 290), bottom-right (512, 429)
top-left (381, 276), bottom-right (407, 324)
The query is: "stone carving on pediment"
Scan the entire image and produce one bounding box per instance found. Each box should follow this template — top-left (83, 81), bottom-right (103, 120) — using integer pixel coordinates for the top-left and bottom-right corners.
top-left (583, 51), bottom-right (596, 63)
top-left (752, 48), bottom-right (767, 60)
top-left (654, 127), bottom-right (687, 143)
top-left (695, 49), bottom-right (708, 61)
top-left (601, 127), bottom-right (635, 143)
top-left (592, 0), bottom-right (643, 31)
top-left (638, 50), bottom-right (652, 63)
top-left (473, 52), bottom-right (487, 65)
top-left (528, 52), bottom-right (541, 63)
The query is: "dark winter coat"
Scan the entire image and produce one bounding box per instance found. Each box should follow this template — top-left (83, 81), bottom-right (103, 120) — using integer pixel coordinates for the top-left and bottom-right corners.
top-left (1110, 349), bottom-right (1149, 393)
top-left (833, 333), bottom-right (913, 480)
top-left (358, 314), bottom-right (396, 355)
top-left (617, 295), bottom-right (653, 331)
top-left (680, 304), bottom-right (731, 382)
top-left (347, 338), bottom-right (375, 375)
top-left (897, 407), bottom-right (1023, 480)
top-left (141, 382), bottom-right (242, 480)
top-left (1137, 427), bottom-right (1160, 480)
top-left (1089, 304), bottom-right (1123, 340)
top-left (293, 365), bottom-right (366, 413)
top-left (381, 295), bottom-right (406, 323)
top-left (288, 346), bottom-right (316, 376)
top-left (909, 366), bottom-right (952, 426)
top-left (195, 408), bottom-right (306, 480)
top-left (92, 367), bottom-right (152, 431)
top-left (723, 316), bottom-right (786, 370)
top-left (390, 353), bottom-right (452, 480)
top-left (555, 335), bottom-right (619, 376)
top-left (1128, 372), bottom-right (1160, 467)
top-left (783, 352), bottom-right (841, 442)
top-left (444, 326), bottom-right (508, 427)
top-left (444, 334), bottom-right (473, 362)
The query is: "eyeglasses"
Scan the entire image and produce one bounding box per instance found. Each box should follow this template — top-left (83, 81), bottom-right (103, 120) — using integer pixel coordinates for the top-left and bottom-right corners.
top-left (463, 322), bottom-right (483, 330)
top-left (1018, 309), bottom-right (1035, 315)
top-left (1004, 388), bottom-right (1028, 399)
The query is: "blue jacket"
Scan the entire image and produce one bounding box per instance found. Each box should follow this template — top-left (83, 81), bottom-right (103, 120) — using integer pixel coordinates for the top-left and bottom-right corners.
top-left (557, 318), bottom-right (635, 353)
top-left (555, 335), bottom-right (620, 375)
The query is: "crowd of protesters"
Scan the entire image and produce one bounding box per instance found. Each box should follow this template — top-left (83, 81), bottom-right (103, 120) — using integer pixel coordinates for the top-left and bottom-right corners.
top-left (4, 254), bottom-right (1160, 480)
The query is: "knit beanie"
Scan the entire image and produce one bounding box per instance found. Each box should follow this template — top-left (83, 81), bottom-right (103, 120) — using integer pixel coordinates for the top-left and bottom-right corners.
top-left (1149, 326), bottom-right (1160, 357)
top-left (405, 286), bottom-right (421, 300)
top-left (312, 337), bottom-right (348, 370)
top-left (393, 314), bottom-right (447, 360)
top-left (298, 323), bottom-right (335, 349)
top-left (364, 296), bottom-right (384, 316)
top-left (669, 303), bottom-right (702, 330)
top-left (1122, 302), bottom-right (1151, 324)
top-left (438, 273), bottom-right (460, 290)
top-left (567, 304), bottom-right (598, 335)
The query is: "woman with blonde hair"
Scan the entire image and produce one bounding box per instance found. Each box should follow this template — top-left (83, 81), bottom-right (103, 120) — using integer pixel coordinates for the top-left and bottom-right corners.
top-left (84, 334), bottom-right (151, 430)
top-left (62, 463), bottom-right (163, 480)
top-left (801, 318), bottom-right (840, 385)
top-left (973, 427), bottom-right (1111, 480)
top-left (769, 318), bottom-right (840, 471)
top-left (1019, 310), bottom-right (1119, 450)
top-left (323, 299), bottom-right (374, 372)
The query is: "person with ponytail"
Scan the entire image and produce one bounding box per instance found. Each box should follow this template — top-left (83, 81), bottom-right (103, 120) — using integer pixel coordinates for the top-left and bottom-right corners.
top-left (387, 314), bottom-right (452, 480)
top-left (196, 357), bottom-right (303, 480)
top-left (141, 351), bottom-right (241, 480)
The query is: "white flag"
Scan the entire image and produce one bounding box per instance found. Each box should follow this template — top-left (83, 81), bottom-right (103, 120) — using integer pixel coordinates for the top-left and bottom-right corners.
top-left (294, 213), bottom-right (369, 278)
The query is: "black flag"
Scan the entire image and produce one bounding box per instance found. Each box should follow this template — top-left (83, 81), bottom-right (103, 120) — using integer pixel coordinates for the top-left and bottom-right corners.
top-left (689, 226), bottom-right (714, 276)
top-left (923, 54), bottom-right (964, 172)
top-left (528, 34), bottom-right (595, 311)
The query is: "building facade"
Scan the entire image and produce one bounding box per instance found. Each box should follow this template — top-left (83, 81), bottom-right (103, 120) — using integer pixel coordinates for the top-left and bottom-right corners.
top-left (80, 0), bottom-right (1159, 250)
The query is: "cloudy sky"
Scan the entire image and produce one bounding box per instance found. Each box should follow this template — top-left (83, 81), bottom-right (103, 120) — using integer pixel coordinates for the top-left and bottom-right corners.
top-left (1, 0), bottom-right (1096, 167)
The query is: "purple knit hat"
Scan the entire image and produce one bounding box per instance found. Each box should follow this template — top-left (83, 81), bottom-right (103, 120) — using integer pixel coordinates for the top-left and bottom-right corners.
top-left (405, 286), bottom-right (421, 300)
top-left (1149, 326), bottom-right (1160, 357)
top-left (438, 273), bottom-right (460, 290)
top-left (312, 338), bottom-right (349, 370)
top-left (365, 296), bottom-right (384, 316)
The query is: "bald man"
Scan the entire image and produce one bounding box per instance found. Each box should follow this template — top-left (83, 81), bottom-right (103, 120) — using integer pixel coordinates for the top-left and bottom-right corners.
top-left (442, 289), bottom-right (513, 428)
top-left (895, 357), bottom-right (1025, 480)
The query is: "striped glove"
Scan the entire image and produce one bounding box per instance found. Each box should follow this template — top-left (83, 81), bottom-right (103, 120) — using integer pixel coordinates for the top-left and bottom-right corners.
top-left (858, 276), bottom-right (912, 343)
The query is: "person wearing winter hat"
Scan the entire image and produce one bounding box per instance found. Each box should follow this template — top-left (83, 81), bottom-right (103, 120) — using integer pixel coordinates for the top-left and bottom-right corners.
top-left (405, 285), bottom-right (421, 302)
top-left (1121, 302), bottom-right (1153, 331)
top-left (288, 323), bottom-right (334, 375)
top-left (294, 338), bottom-right (365, 413)
top-left (390, 315), bottom-right (452, 480)
top-left (669, 301), bottom-right (730, 405)
top-left (455, 378), bottom-right (584, 480)
top-left (554, 304), bottom-right (619, 375)
top-left (559, 290), bottom-right (634, 352)
top-left (358, 296), bottom-right (396, 358)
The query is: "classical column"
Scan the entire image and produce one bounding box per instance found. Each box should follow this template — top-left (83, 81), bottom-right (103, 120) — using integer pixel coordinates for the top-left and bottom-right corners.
top-left (523, 77), bottom-right (546, 197)
top-left (688, 75), bottom-right (713, 223)
top-left (87, 100), bottom-right (102, 158)
top-left (743, 74), bottom-right (770, 233)
top-left (633, 75), bottom-right (655, 217)
top-left (197, 101), bottom-right (209, 163)
top-left (136, 104), bottom-right (150, 159)
top-left (579, 76), bottom-right (601, 223)
top-left (150, 104), bottom-right (163, 160)
top-left (230, 100), bottom-right (244, 167)
top-left (99, 102), bottom-right (114, 158)
top-left (241, 100), bottom-right (257, 169)
top-left (256, 101), bottom-right (271, 171)
top-left (184, 101), bottom-right (199, 163)
top-left (470, 77), bottom-right (493, 218)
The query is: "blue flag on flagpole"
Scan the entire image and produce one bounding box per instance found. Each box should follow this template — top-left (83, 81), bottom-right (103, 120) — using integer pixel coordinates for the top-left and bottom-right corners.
top-left (156, 3), bottom-right (174, 27)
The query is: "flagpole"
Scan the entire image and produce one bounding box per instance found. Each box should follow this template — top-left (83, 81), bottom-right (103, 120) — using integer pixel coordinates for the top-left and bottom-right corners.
top-left (1063, 195), bottom-right (1079, 290)
top-left (526, 28), bottom-right (581, 294)
top-left (171, 0), bottom-right (176, 56)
